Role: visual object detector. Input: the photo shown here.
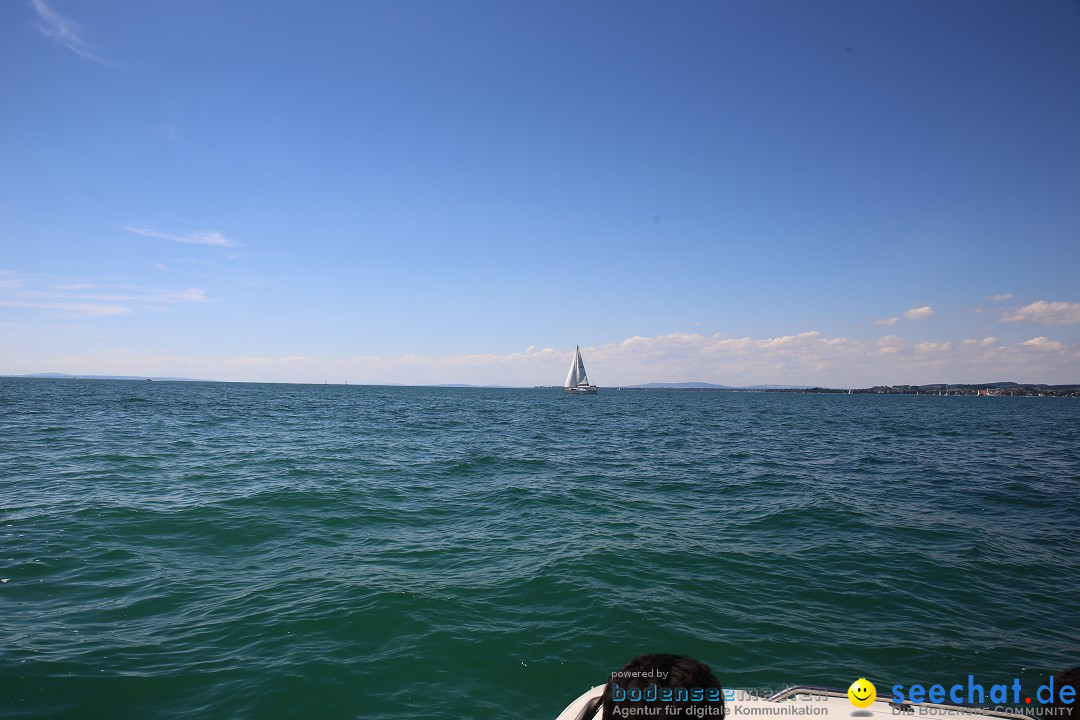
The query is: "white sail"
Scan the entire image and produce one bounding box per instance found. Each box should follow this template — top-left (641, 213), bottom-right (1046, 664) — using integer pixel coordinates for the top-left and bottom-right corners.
top-left (564, 346), bottom-right (590, 388)
top-left (564, 347), bottom-right (581, 387)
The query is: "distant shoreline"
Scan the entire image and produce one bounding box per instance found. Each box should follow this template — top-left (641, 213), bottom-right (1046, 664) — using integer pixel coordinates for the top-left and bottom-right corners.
top-left (6, 375), bottom-right (1079, 397)
top-left (763, 383), bottom-right (1080, 397)
top-left (543, 382), bottom-right (1080, 397)
top-left (5, 373), bottom-right (210, 382)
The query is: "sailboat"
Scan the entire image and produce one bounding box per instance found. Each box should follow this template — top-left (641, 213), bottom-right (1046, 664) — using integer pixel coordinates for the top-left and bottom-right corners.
top-left (564, 345), bottom-right (598, 394)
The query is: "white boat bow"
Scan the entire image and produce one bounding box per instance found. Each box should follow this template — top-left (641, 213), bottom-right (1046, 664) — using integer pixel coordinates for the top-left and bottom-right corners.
top-left (555, 684), bottom-right (1025, 720)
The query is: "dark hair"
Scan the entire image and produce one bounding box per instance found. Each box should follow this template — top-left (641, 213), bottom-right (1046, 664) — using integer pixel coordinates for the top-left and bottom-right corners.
top-left (600, 653), bottom-right (725, 720)
top-left (1049, 668), bottom-right (1080, 718)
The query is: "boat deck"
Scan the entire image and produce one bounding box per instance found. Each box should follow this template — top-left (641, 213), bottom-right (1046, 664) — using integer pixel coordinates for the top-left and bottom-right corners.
top-left (556, 685), bottom-right (1028, 720)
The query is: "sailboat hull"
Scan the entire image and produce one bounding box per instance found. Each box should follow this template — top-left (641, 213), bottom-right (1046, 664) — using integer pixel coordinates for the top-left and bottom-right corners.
top-left (563, 385), bottom-right (598, 394)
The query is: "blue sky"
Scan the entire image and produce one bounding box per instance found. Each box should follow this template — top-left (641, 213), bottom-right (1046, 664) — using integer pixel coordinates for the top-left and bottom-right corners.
top-left (2, 0), bottom-right (1078, 385)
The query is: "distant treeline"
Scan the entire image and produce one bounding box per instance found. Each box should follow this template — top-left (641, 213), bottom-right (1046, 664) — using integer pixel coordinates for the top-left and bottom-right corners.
top-left (538, 383), bottom-right (1080, 397)
top-left (766, 382), bottom-right (1080, 397)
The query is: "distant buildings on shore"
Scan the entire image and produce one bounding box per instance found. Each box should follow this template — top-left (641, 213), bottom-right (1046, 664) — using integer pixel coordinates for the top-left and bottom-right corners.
top-left (767, 383), bottom-right (1080, 397)
top-left (536, 382), bottom-right (1080, 397)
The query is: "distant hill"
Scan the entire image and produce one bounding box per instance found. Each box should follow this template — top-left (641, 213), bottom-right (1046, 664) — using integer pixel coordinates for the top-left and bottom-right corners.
top-left (432, 384), bottom-right (516, 388)
top-left (628, 382), bottom-right (733, 389)
top-left (10, 373), bottom-right (208, 382)
top-left (620, 382), bottom-right (811, 390)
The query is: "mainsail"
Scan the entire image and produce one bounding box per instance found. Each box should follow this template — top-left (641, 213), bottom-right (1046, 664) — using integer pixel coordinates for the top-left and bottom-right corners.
top-left (564, 346), bottom-right (590, 389)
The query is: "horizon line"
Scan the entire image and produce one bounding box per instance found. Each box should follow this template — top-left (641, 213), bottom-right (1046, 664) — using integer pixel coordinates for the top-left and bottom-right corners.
top-left (5, 374), bottom-right (1078, 391)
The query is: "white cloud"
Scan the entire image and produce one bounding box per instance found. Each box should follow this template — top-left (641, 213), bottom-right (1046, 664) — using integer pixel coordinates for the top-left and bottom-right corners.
top-left (8, 330), bottom-right (1076, 386)
top-left (877, 335), bottom-right (906, 355)
top-left (988, 293), bottom-right (1014, 302)
top-left (1020, 337), bottom-right (1065, 351)
top-left (193, 330), bottom-right (1076, 387)
top-left (1001, 300), bottom-right (1080, 325)
top-left (28, 0), bottom-right (111, 65)
top-left (874, 316), bottom-right (899, 326)
top-left (903, 305), bottom-right (935, 320)
top-left (125, 225), bottom-right (241, 247)
top-left (915, 341), bottom-right (953, 352)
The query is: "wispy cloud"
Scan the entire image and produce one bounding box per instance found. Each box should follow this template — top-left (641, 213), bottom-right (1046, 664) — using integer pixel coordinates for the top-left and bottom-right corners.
top-left (125, 225), bottom-right (242, 247)
top-left (903, 305), bottom-right (935, 320)
top-left (1001, 300), bottom-right (1080, 325)
top-left (874, 316), bottom-right (899, 326)
top-left (0, 269), bottom-right (21, 289)
top-left (53, 282), bottom-right (100, 291)
top-left (0, 299), bottom-right (131, 316)
top-left (988, 293), bottom-right (1014, 302)
top-left (159, 288), bottom-right (207, 303)
top-left (0, 269), bottom-right (210, 317)
top-left (28, 0), bottom-right (112, 65)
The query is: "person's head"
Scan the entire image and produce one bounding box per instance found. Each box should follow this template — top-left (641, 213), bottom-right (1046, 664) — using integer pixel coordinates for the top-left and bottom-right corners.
top-left (600, 653), bottom-right (725, 720)
top-left (1048, 668), bottom-right (1079, 718)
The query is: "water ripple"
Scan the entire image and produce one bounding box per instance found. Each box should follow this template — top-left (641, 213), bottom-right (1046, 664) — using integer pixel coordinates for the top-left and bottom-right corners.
top-left (1, 380), bottom-right (1078, 719)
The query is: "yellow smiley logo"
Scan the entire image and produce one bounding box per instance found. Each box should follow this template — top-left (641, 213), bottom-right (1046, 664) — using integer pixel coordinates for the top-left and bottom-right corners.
top-left (848, 678), bottom-right (876, 708)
